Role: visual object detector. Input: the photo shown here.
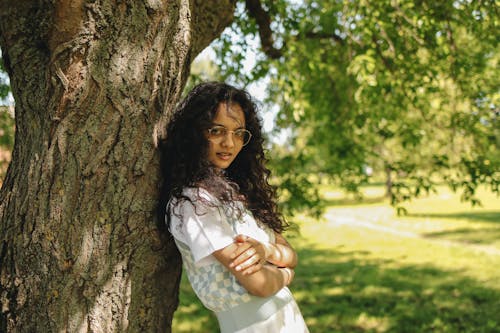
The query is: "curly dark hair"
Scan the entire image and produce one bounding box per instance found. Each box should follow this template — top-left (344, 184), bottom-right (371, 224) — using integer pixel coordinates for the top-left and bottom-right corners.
top-left (158, 81), bottom-right (287, 233)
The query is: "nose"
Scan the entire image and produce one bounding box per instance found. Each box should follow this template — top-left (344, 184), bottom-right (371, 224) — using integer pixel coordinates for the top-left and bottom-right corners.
top-left (221, 131), bottom-right (235, 148)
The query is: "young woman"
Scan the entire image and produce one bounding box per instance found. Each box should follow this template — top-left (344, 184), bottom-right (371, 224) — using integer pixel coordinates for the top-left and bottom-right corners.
top-left (159, 82), bottom-right (309, 332)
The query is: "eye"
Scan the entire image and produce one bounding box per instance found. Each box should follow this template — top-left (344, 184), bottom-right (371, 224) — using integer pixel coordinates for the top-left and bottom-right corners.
top-left (234, 129), bottom-right (247, 139)
top-left (208, 126), bottom-right (226, 137)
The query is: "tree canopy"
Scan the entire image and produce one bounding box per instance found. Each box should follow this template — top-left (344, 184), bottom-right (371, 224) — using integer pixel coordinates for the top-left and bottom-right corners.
top-left (213, 0), bottom-right (499, 215)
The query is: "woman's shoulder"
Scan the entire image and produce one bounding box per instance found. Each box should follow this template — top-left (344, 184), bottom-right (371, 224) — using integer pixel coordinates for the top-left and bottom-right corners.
top-left (170, 186), bottom-right (221, 213)
top-left (169, 187), bottom-right (214, 223)
top-left (181, 186), bottom-right (218, 203)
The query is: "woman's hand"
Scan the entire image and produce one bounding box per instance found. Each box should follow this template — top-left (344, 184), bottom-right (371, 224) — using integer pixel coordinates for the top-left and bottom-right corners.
top-left (229, 235), bottom-right (269, 275)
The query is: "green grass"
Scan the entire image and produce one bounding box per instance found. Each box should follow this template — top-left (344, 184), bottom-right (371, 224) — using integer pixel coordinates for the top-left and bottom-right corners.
top-left (172, 186), bottom-right (500, 332)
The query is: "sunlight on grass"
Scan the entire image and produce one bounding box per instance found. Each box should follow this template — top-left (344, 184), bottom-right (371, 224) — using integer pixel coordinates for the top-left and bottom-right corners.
top-left (355, 312), bottom-right (390, 332)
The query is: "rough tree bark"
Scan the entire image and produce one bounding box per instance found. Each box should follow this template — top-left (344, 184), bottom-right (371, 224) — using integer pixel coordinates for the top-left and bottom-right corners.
top-left (0, 1), bottom-right (236, 331)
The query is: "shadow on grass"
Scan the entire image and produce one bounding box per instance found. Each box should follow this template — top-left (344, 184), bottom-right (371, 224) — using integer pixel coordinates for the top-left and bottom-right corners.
top-left (422, 227), bottom-right (500, 246)
top-left (173, 243), bottom-right (500, 333)
top-left (323, 196), bottom-right (387, 207)
top-left (410, 211), bottom-right (500, 246)
top-left (409, 211), bottom-right (500, 224)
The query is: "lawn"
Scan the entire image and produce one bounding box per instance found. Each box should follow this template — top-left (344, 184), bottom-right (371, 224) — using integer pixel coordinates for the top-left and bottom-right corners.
top-left (172, 186), bottom-right (500, 332)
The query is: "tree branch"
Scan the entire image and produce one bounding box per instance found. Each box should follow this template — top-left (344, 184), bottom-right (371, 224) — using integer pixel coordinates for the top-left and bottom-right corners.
top-left (245, 1), bottom-right (345, 59)
top-left (190, 0), bottom-right (238, 58)
top-left (245, 0), bottom-right (283, 59)
top-left (304, 31), bottom-right (344, 44)
top-left (371, 34), bottom-right (394, 72)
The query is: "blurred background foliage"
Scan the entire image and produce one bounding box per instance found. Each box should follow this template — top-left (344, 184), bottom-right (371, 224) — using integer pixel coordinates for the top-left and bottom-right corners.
top-left (0, 55), bottom-right (14, 185)
top-left (210, 0), bottom-right (499, 216)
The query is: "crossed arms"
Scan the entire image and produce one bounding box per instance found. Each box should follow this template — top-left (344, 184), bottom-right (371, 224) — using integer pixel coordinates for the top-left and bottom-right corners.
top-left (213, 232), bottom-right (298, 297)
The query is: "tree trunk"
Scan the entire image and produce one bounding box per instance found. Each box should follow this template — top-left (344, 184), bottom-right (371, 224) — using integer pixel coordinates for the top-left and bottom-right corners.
top-left (385, 164), bottom-right (393, 202)
top-left (0, 1), bottom-right (235, 331)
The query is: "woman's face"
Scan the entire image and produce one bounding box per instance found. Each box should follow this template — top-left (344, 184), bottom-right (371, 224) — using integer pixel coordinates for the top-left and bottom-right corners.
top-left (206, 102), bottom-right (246, 169)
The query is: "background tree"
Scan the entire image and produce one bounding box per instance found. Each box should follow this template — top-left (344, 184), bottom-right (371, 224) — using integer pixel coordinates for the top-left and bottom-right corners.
top-left (0, 55), bottom-right (10, 101)
top-left (0, 55), bottom-right (14, 183)
top-left (215, 0), bottom-right (499, 214)
top-left (0, 1), bottom-right (237, 331)
top-left (0, 106), bottom-right (14, 184)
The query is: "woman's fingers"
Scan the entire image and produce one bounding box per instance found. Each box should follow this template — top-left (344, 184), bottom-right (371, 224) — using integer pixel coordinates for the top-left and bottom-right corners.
top-left (229, 243), bottom-right (251, 260)
top-left (234, 234), bottom-right (248, 243)
top-left (229, 235), bottom-right (267, 274)
top-left (237, 254), bottom-right (264, 275)
top-left (241, 260), bottom-right (263, 275)
top-left (230, 247), bottom-right (257, 268)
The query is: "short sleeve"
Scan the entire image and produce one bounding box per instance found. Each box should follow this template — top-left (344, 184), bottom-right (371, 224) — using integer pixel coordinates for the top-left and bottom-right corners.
top-left (170, 190), bottom-right (235, 265)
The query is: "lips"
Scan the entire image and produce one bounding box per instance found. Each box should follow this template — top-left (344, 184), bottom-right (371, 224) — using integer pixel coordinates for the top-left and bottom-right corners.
top-left (216, 152), bottom-right (233, 161)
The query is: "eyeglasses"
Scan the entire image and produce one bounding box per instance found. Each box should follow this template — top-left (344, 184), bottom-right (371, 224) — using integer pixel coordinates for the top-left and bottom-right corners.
top-left (207, 125), bottom-right (252, 146)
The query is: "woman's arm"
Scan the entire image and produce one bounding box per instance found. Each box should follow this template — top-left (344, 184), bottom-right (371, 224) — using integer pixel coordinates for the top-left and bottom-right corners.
top-left (213, 242), bottom-right (294, 298)
top-left (229, 233), bottom-right (298, 272)
top-left (265, 232), bottom-right (298, 268)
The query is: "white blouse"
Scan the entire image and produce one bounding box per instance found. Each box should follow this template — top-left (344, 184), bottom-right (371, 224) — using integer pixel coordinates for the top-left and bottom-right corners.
top-left (169, 187), bottom-right (309, 333)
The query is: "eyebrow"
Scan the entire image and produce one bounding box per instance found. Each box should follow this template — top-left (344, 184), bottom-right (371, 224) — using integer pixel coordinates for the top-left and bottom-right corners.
top-left (211, 122), bottom-right (246, 129)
